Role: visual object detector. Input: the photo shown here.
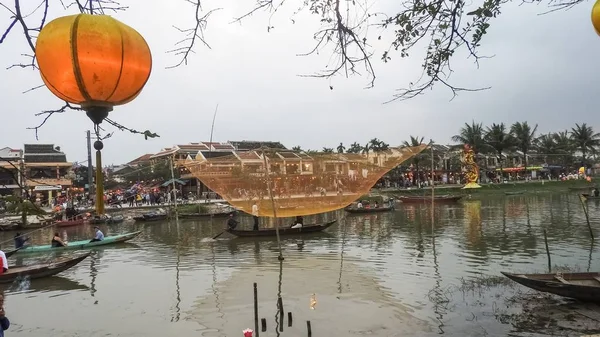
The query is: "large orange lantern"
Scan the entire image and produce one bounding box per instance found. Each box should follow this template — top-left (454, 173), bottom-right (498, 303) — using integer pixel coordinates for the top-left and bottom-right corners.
top-left (36, 14), bottom-right (152, 123)
top-left (36, 14), bottom-right (152, 215)
top-left (593, 0), bottom-right (600, 35)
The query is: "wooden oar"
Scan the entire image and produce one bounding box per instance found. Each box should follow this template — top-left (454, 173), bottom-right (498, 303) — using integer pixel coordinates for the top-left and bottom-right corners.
top-left (5, 246), bottom-right (25, 258)
top-left (212, 231), bottom-right (226, 239)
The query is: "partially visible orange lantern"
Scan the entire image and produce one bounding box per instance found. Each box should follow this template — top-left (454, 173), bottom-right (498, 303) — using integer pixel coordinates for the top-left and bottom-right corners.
top-left (592, 0), bottom-right (600, 36)
top-left (36, 14), bottom-right (152, 123)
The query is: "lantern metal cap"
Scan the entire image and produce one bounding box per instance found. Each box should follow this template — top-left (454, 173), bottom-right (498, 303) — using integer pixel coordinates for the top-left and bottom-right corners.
top-left (84, 105), bottom-right (113, 124)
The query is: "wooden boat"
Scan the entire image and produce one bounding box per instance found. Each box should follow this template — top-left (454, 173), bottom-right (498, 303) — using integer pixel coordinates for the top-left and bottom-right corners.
top-left (179, 210), bottom-right (235, 219)
top-left (504, 191), bottom-right (525, 196)
top-left (345, 206), bottom-right (393, 214)
top-left (569, 186), bottom-right (592, 192)
top-left (55, 218), bottom-right (86, 227)
top-left (17, 231), bottom-right (142, 254)
top-left (501, 271), bottom-right (600, 302)
top-left (581, 193), bottom-right (600, 201)
top-left (133, 210), bottom-right (168, 222)
top-left (0, 253), bottom-right (90, 284)
top-left (397, 195), bottom-right (463, 203)
top-left (226, 220), bottom-right (337, 237)
top-left (107, 214), bottom-right (125, 223)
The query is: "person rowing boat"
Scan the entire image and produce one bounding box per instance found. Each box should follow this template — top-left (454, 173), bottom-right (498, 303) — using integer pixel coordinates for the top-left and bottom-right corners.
top-left (51, 233), bottom-right (67, 248)
top-left (13, 233), bottom-right (29, 249)
top-left (227, 213), bottom-right (239, 230)
top-left (90, 226), bottom-right (104, 243)
top-left (291, 216), bottom-right (304, 229)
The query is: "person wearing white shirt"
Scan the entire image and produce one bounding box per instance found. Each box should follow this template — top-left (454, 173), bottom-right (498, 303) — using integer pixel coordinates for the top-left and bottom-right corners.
top-left (0, 249), bottom-right (7, 275)
top-left (251, 202), bottom-right (259, 231)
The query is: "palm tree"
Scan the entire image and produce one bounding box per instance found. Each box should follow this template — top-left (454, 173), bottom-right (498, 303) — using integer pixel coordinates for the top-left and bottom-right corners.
top-left (369, 138), bottom-right (390, 152)
top-left (484, 123), bottom-right (514, 174)
top-left (534, 133), bottom-right (558, 164)
top-left (291, 146), bottom-right (302, 152)
top-left (402, 136), bottom-right (425, 185)
top-left (451, 121), bottom-right (487, 154)
top-left (336, 142), bottom-right (346, 153)
top-left (510, 121), bottom-right (538, 172)
top-left (322, 147), bottom-right (334, 153)
top-left (362, 144), bottom-right (371, 155)
top-left (570, 123), bottom-right (600, 166)
top-left (347, 142), bottom-right (362, 154)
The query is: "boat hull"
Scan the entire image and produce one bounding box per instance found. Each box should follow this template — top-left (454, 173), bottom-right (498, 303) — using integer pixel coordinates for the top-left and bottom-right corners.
top-left (581, 193), bottom-right (600, 201)
top-left (18, 231), bottom-right (142, 254)
top-left (502, 271), bottom-right (600, 302)
top-left (56, 219), bottom-right (86, 227)
top-left (504, 191), bottom-right (525, 196)
top-left (133, 214), bottom-right (167, 222)
top-left (179, 211), bottom-right (235, 219)
top-left (397, 196), bottom-right (463, 203)
top-left (345, 206), bottom-right (393, 214)
top-left (0, 253), bottom-right (90, 284)
top-left (226, 220), bottom-right (337, 237)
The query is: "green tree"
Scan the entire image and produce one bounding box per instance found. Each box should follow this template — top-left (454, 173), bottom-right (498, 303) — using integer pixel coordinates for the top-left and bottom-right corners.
top-left (336, 143), bottom-right (346, 153)
top-left (292, 146), bottom-right (303, 152)
top-left (403, 136), bottom-right (425, 185)
top-left (362, 144), bottom-right (371, 155)
top-left (347, 142), bottom-right (362, 154)
top-left (484, 123), bottom-right (514, 174)
top-left (510, 121), bottom-right (538, 173)
top-left (570, 123), bottom-right (600, 167)
top-left (452, 121), bottom-right (487, 154)
top-left (322, 147), bottom-right (334, 153)
top-left (534, 133), bottom-right (559, 164)
top-left (369, 138), bottom-right (390, 152)
top-left (549, 131), bottom-right (576, 168)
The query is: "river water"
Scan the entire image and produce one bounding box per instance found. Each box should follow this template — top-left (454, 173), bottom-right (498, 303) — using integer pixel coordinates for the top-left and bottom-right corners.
top-left (2, 193), bottom-right (599, 337)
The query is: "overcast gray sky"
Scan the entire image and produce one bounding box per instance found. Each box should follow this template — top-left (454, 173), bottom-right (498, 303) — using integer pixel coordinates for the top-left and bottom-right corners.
top-left (1, 0), bottom-right (598, 165)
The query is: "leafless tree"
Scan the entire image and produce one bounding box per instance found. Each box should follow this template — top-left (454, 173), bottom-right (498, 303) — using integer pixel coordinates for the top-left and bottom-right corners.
top-left (0, 0), bottom-right (586, 136)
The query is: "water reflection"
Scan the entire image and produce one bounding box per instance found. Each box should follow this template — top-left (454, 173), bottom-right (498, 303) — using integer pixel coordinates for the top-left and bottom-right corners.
top-left (89, 252), bottom-right (99, 302)
top-left (1, 194), bottom-right (599, 336)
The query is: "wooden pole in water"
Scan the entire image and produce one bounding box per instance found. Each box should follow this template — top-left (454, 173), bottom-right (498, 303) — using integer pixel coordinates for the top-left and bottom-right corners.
top-left (578, 194), bottom-right (595, 242)
top-left (430, 140), bottom-right (435, 229)
top-left (254, 282), bottom-right (260, 337)
top-left (278, 297), bottom-right (284, 332)
top-left (543, 229), bottom-right (552, 273)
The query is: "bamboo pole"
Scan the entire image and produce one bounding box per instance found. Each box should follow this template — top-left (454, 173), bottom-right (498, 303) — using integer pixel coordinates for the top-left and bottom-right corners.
top-left (579, 194), bottom-right (595, 242)
top-left (261, 148), bottom-right (283, 259)
top-left (543, 229), bottom-right (552, 273)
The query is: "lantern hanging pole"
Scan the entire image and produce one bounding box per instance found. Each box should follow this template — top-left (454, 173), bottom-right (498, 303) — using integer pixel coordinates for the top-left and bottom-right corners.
top-left (170, 155), bottom-right (179, 220)
top-left (93, 130), bottom-right (105, 215)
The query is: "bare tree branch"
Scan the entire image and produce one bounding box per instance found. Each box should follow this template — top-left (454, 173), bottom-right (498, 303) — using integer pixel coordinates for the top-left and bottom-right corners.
top-left (0, 0), bottom-right (592, 104)
top-left (26, 102), bottom-right (82, 140)
top-left (166, 0), bottom-right (221, 68)
top-left (104, 118), bottom-right (160, 140)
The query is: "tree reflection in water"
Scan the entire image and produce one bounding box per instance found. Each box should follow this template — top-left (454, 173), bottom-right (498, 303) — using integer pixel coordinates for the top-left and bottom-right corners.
top-left (171, 218), bottom-right (182, 322)
top-left (338, 215), bottom-right (347, 294)
top-left (275, 258), bottom-right (283, 336)
top-left (89, 251), bottom-right (99, 303)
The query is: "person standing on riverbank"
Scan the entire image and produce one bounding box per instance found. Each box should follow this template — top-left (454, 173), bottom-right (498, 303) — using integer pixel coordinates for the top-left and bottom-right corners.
top-left (252, 202), bottom-right (259, 230)
top-left (0, 293), bottom-right (10, 337)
